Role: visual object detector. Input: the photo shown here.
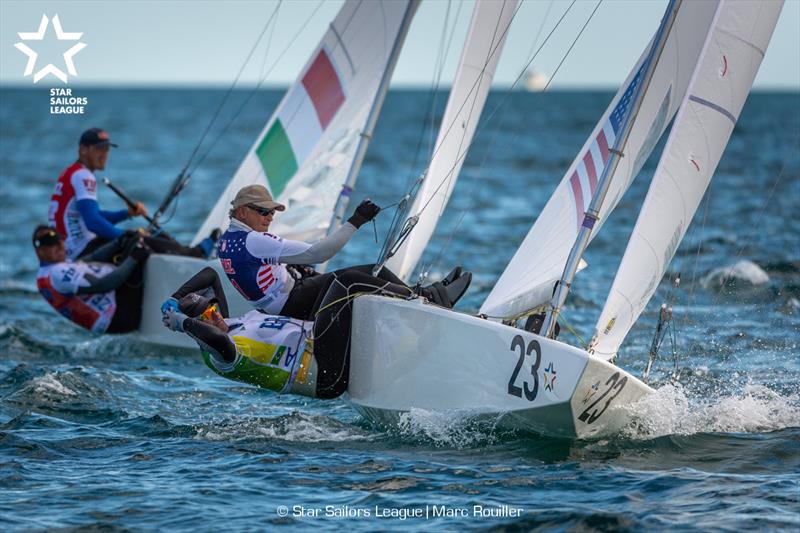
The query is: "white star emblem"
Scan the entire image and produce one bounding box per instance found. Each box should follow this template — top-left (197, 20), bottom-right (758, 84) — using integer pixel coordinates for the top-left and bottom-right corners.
top-left (14, 14), bottom-right (87, 84)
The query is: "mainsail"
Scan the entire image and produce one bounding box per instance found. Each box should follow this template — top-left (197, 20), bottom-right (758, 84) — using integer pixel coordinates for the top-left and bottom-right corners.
top-left (591, 0), bottom-right (783, 359)
top-left (480, 0), bottom-right (720, 320)
top-left (194, 0), bottom-right (418, 245)
top-left (384, 0), bottom-right (518, 281)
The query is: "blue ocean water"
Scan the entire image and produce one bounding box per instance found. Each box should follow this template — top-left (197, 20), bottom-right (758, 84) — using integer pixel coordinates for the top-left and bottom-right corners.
top-left (0, 88), bottom-right (798, 531)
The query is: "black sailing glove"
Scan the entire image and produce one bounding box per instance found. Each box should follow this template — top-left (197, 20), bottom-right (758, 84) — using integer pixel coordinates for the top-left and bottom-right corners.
top-left (347, 199), bottom-right (381, 229)
top-left (129, 238), bottom-right (152, 262)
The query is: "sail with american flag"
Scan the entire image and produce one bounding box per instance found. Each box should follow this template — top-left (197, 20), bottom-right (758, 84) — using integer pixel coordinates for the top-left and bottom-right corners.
top-left (568, 64), bottom-right (644, 230)
top-left (480, 0), bottom-right (720, 320)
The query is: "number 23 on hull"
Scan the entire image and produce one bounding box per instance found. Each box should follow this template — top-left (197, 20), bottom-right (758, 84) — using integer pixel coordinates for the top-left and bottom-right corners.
top-left (347, 296), bottom-right (653, 439)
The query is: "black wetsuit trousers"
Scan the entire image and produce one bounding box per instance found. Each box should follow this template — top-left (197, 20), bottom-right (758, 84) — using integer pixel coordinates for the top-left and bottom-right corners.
top-left (312, 269), bottom-right (411, 399)
top-left (280, 264), bottom-right (412, 321)
top-left (106, 262), bottom-right (145, 333)
top-left (79, 231), bottom-right (203, 261)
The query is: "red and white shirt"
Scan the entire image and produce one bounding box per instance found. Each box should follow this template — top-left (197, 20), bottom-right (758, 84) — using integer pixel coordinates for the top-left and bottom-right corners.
top-left (36, 261), bottom-right (117, 333)
top-left (48, 162), bottom-right (99, 259)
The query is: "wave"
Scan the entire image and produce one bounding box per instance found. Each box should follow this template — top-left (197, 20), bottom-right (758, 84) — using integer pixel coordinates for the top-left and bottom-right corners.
top-left (622, 382), bottom-right (800, 439)
top-left (393, 408), bottom-right (508, 449)
top-left (193, 411), bottom-right (377, 444)
top-left (700, 259), bottom-right (770, 290)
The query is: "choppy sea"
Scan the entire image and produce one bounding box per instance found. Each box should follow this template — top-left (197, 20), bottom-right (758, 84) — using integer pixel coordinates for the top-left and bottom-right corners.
top-left (0, 88), bottom-right (798, 531)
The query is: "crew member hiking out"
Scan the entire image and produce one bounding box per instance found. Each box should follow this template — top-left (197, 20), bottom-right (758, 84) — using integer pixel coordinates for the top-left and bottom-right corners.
top-left (161, 267), bottom-right (381, 399)
top-left (33, 225), bottom-right (151, 334)
top-left (217, 184), bottom-right (472, 321)
top-left (49, 127), bottom-right (218, 261)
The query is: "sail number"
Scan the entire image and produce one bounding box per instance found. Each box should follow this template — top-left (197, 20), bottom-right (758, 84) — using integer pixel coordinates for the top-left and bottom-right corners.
top-left (507, 335), bottom-right (541, 401)
top-left (578, 372), bottom-right (628, 425)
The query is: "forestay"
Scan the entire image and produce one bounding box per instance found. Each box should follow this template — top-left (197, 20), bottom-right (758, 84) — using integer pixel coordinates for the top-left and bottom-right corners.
top-left (385, 0), bottom-right (517, 281)
top-left (194, 0), bottom-right (416, 245)
top-left (591, 0), bottom-right (783, 360)
top-left (479, 0), bottom-right (720, 320)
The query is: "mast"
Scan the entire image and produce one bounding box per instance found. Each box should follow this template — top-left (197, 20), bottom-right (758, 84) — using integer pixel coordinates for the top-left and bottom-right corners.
top-left (541, 0), bottom-right (682, 338)
top-left (325, 0), bottom-right (420, 236)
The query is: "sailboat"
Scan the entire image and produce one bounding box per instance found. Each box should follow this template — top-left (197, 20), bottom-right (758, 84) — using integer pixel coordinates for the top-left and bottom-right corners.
top-left (136, 0), bottom-right (783, 440)
top-left (137, 0), bottom-right (419, 348)
top-left (346, 0), bottom-right (783, 438)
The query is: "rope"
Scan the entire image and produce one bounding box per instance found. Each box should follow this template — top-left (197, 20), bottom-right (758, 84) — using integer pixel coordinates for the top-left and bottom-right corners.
top-left (379, 0), bottom-right (577, 271)
top-left (183, 1), bottom-right (283, 173)
top-left (417, 0), bottom-right (603, 280)
top-left (188, 0), bottom-right (326, 174)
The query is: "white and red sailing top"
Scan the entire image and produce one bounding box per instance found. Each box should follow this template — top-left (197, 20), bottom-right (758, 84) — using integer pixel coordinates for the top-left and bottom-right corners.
top-left (36, 261), bottom-right (117, 333)
top-left (48, 162), bottom-right (99, 259)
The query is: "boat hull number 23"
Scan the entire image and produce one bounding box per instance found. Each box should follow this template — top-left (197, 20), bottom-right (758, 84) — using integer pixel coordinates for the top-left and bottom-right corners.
top-left (507, 335), bottom-right (541, 401)
top-left (506, 334), bottom-right (628, 426)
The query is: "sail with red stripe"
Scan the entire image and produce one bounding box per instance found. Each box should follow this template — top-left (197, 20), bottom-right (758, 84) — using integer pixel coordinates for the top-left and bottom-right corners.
top-left (194, 0), bottom-right (418, 245)
top-left (481, 0), bottom-right (721, 320)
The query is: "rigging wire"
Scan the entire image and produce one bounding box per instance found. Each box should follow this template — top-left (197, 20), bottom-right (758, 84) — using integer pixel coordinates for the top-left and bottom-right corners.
top-left (377, 0), bottom-right (571, 272)
top-left (406, 0), bottom-right (463, 184)
top-left (418, 0), bottom-right (604, 285)
top-left (524, 0), bottom-right (555, 67)
top-left (182, 1), bottom-right (283, 174)
top-left (188, 0), bottom-right (326, 174)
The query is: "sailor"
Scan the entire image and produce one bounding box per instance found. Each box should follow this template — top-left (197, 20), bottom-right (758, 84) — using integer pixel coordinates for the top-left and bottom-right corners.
top-left (49, 127), bottom-right (217, 261)
top-left (33, 225), bottom-right (151, 334)
top-left (161, 267), bottom-right (376, 399)
top-left (217, 184), bottom-right (471, 320)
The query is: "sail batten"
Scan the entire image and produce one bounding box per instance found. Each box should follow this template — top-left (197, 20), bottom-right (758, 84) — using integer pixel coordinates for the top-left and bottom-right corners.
top-left (591, 0), bottom-right (784, 360)
top-left (193, 0), bottom-right (416, 245)
top-left (480, 0), bottom-right (721, 320)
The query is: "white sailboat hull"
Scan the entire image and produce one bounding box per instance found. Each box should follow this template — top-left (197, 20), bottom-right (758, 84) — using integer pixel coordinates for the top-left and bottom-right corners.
top-left (347, 295), bottom-right (653, 439)
top-left (136, 254), bottom-right (253, 348)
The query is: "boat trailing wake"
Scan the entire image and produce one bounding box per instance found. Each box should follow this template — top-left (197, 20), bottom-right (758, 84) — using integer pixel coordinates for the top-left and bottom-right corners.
top-left (622, 382), bottom-right (800, 439)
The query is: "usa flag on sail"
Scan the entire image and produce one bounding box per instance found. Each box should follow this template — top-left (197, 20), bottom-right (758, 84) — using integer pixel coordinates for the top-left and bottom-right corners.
top-left (255, 47), bottom-right (346, 197)
top-left (570, 64), bottom-right (645, 229)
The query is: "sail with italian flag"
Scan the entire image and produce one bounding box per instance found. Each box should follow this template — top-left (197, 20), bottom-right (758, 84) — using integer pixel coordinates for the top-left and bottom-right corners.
top-left (194, 0), bottom-right (417, 244)
top-left (256, 48), bottom-right (346, 197)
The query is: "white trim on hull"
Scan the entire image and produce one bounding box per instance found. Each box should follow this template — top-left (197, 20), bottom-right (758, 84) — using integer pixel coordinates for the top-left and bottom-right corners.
top-left (347, 295), bottom-right (653, 439)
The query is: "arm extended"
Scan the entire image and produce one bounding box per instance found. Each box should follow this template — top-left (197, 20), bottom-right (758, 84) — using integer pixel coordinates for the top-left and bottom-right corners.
top-left (76, 257), bottom-right (138, 295)
top-left (268, 223), bottom-right (357, 265)
top-left (77, 199), bottom-right (125, 240)
top-left (171, 267), bottom-right (230, 318)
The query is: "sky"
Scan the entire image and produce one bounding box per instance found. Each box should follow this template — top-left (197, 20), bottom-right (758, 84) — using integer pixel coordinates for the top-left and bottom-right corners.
top-left (1, 0), bottom-right (798, 89)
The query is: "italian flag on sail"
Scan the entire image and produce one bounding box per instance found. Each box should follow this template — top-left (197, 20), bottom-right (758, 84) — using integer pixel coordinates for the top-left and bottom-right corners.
top-left (256, 47), bottom-right (346, 196)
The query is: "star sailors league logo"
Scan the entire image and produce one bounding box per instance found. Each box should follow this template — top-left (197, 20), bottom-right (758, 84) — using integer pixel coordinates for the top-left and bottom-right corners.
top-left (14, 15), bottom-right (86, 84)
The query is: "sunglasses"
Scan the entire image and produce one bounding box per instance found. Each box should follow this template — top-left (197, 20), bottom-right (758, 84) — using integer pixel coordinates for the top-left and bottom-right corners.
top-left (199, 303), bottom-right (219, 322)
top-left (247, 205), bottom-right (276, 217)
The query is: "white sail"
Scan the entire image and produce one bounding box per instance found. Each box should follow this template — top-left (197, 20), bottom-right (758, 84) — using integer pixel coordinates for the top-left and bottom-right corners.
top-left (385, 0), bottom-right (517, 281)
top-left (480, 0), bottom-right (720, 320)
top-left (194, 0), bottom-right (416, 244)
top-left (591, 0), bottom-right (783, 359)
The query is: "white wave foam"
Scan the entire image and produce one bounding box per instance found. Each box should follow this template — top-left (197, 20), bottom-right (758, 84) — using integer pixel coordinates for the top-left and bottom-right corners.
top-left (701, 259), bottom-right (770, 289)
top-left (31, 372), bottom-right (78, 397)
top-left (395, 408), bottom-right (502, 448)
top-left (195, 412), bottom-right (376, 443)
top-left (622, 383), bottom-right (800, 439)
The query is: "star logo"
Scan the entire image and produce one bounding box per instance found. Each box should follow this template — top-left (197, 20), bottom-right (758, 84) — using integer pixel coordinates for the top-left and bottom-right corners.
top-left (543, 362), bottom-right (557, 392)
top-left (581, 380), bottom-right (600, 404)
top-left (14, 14), bottom-right (87, 84)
